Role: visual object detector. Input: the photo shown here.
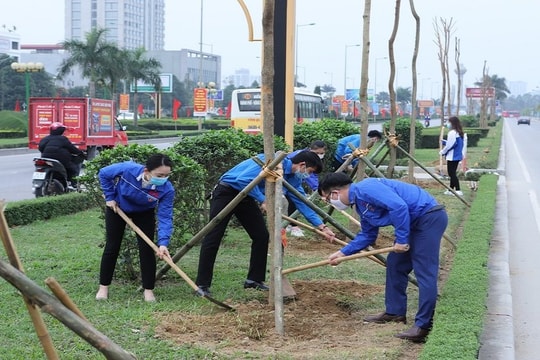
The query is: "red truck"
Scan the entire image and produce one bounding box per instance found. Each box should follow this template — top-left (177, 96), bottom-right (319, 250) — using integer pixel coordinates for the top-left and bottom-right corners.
top-left (28, 97), bottom-right (128, 159)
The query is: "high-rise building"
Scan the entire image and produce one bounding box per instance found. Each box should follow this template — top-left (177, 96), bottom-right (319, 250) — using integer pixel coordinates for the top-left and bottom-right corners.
top-left (65, 0), bottom-right (165, 50)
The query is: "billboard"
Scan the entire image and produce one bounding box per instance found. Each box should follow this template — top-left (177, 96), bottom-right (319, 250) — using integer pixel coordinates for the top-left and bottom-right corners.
top-left (465, 87), bottom-right (495, 98)
top-left (131, 73), bottom-right (173, 93)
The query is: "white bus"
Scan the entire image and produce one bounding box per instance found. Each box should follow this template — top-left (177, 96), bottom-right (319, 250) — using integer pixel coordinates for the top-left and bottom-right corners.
top-left (230, 88), bottom-right (324, 134)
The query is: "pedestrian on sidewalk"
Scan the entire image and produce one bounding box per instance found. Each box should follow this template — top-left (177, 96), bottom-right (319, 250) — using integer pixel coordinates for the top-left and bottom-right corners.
top-left (318, 172), bottom-right (448, 343)
top-left (440, 116), bottom-right (465, 196)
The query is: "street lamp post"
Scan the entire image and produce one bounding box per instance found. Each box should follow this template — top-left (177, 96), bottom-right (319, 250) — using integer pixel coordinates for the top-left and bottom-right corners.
top-left (374, 56), bottom-right (387, 100)
top-left (344, 44), bottom-right (360, 97)
top-left (295, 22), bottom-right (315, 86)
top-left (11, 62), bottom-right (44, 116)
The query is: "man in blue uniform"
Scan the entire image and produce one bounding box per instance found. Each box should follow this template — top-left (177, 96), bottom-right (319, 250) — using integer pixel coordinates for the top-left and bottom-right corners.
top-left (196, 151), bottom-right (335, 296)
top-left (318, 172), bottom-right (448, 343)
top-left (331, 130), bottom-right (382, 171)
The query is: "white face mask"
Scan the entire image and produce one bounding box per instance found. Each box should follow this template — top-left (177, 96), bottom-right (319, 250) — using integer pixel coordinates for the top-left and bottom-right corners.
top-left (447, 122), bottom-right (452, 129)
top-left (317, 153), bottom-right (325, 159)
top-left (330, 192), bottom-right (348, 210)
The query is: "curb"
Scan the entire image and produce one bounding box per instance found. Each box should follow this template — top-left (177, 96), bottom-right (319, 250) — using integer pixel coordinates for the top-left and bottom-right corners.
top-left (478, 126), bottom-right (514, 359)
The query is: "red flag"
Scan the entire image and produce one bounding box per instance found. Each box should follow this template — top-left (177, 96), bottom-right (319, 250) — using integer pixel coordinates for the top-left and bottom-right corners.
top-left (172, 98), bottom-right (182, 120)
top-left (137, 103), bottom-right (144, 115)
top-left (226, 101), bottom-right (232, 119)
top-left (14, 100), bottom-right (21, 112)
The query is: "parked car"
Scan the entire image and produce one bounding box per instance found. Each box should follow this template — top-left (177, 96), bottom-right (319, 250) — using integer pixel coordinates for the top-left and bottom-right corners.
top-left (517, 117), bottom-right (531, 125)
top-left (117, 112), bottom-right (135, 120)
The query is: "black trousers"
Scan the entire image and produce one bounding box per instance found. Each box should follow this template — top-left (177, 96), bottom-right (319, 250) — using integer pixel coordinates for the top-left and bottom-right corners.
top-left (99, 207), bottom-right (157, 290)
top-left (196, 183), bottom-right (269, 287)
top-left (446, 160), bottom-right (460, 190)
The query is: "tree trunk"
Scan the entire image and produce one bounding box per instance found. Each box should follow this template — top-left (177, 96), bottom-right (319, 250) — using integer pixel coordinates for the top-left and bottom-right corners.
top-left (407, 0), bottom-right (420, 183)
top-left (386, 0), bottom-right (402, 179)
top-left (357, 0), bottom-right (372, 182)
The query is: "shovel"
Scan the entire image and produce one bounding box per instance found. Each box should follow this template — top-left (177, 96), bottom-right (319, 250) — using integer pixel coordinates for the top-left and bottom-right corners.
top-left (116, 208), bottom-right (234, 311)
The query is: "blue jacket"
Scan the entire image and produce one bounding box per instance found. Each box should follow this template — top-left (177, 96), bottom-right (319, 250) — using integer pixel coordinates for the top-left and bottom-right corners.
top-left (99, 161), bottom-right (175, 246)
top-left (220, 154), bottom-right (324, 227)
top-left (287, 149), bottom-right (319, 191)
top-left (334, 134), bottom-right (361, 167)
top-left (440, 129), bottom-right (464, 161)
top-left (341, 178), bottom-right (439, 255)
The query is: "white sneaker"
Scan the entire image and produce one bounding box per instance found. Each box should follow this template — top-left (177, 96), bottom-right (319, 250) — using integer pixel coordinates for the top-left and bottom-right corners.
top-left (443, 190), bottom-right (452, 195)
top-left (290, 226), bottom-right (305, 237)
top-left (455, 190), bottom-right (463, 196)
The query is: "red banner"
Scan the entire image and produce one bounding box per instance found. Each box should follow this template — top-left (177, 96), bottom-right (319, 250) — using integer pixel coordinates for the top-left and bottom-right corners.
top-left (172, 98), bottom-right (182, 120)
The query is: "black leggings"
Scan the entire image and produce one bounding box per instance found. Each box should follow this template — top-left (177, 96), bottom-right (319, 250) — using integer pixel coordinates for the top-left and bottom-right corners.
top-left (446, 160), bottom-right (460, 191)
top-left (99, 208), bottom-right (157, 290)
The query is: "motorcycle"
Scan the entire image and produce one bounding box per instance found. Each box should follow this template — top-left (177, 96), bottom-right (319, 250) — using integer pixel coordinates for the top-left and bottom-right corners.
top-left (32, 155), bottom-right (84, 197)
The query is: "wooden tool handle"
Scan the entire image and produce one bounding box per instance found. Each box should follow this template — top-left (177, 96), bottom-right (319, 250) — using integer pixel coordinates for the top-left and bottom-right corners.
top-left (282, 246), bottom-right (394, 275)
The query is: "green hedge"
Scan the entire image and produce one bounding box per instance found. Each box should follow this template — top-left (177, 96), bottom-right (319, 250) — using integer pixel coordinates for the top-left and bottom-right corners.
top-left (4, 192), bottom-right (96, 227)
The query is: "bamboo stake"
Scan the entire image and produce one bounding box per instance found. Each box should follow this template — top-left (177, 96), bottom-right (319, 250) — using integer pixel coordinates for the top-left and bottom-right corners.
top-left (283, 247), bottom-right (395, 275)
top-left (0, 260), bottom-right (136, 359)
top-left (45, 277), bottom-right (87, 321)
top-left (0, 201), bottom-right (59, 360)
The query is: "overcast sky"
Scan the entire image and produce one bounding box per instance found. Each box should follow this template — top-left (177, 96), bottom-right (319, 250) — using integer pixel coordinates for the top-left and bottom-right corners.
top-left (3, 0), bottom-right (539, 96)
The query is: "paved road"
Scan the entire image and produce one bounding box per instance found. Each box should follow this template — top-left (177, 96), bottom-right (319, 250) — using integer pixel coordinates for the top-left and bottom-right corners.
top-left (480, 117), bottom-right (540, 359)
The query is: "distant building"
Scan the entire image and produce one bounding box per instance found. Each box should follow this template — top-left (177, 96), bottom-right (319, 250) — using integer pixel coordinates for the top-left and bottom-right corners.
top-left (65, 0), bottom-right (165, 50)
top-left (0, 28), bottom-right (21, 60)
top-left (147, 49), bottom-right (221, 88)
top-left (227, 68), bottom-right (261, 88)
top-left (507, 81), bottom-right (527, 97)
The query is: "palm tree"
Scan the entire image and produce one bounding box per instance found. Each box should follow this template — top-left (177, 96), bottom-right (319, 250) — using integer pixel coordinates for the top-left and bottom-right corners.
top-left (58, 28), bottom-right (116, 98)
top-left (124, 47), bottom-right (162, 126)
top-left (96, 46), bottom-right (126, 100)
top-left (475, 74), bottom-right (510, 101)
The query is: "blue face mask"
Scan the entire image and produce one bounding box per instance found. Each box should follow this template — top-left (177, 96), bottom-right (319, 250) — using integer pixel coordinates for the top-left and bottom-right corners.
top-left (295, 167), bottom-right (310, 180)
top-left (149, 176), bottom-right (168, 186)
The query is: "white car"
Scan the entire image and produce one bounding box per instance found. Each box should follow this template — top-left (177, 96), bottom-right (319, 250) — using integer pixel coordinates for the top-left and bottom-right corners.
top-left (117, 112), bottom-right (135, 120)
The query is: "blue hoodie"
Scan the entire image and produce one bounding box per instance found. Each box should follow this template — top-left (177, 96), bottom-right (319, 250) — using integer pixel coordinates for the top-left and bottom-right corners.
top-left (99, 161), bottom-right (175, 246)
top-left (220, 154), bottom-right (324, 227)
top-left (334, 134), bottom-right (361, 167)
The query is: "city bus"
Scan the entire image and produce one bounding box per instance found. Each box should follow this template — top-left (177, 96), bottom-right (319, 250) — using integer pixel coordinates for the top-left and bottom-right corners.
top-left (230, 88), bottom-right (324, 134)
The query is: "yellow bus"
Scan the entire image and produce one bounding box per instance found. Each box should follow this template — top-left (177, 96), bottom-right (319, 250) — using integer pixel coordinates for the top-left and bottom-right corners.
top-left (230, 88), bottom-right (324, 134)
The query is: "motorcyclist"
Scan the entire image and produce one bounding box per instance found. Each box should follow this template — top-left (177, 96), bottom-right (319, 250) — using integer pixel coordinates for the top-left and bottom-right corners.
top-left (424, 114), bottom-right (431, 127)
top-left (38, 122), bottom-right (85, 187)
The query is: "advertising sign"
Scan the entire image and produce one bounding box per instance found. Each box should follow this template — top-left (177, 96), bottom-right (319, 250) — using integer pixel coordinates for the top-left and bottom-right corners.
top-left (193, 88), bottom-right (208, 117)
top-left (465, 87), bottom-right (495, 98)
top-left (119, 94), bottom-right (130, 111)
top-left (345, 88), bottom-right (359, 101)
top-left (131, 73), bottom-right (173, 93)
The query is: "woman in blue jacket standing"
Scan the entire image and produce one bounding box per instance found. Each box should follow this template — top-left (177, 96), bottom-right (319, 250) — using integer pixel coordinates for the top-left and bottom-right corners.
top-left (95, 153), bottom-right (175, 302)
top-left (440, 116), bottom-right (465, 195)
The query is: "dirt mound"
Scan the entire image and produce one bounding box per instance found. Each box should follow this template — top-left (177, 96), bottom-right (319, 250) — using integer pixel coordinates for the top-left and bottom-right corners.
top-left (155, 280), bottom-right (423, 359)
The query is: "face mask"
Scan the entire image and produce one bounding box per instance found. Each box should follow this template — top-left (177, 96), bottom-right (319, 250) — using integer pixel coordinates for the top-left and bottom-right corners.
top-left (295, 166), bottom-right (310, 180)
top-left (447, 122), bottom-right (452, 129)
top-left (149, 176), bottom-right (168, 186)
top-left (330, 193), bottom-right (348, 210)
top-left (317, 153), bottom-right (325, 159)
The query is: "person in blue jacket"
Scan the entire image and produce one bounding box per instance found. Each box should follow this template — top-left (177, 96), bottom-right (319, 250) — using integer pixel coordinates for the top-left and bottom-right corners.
top-left (285, 140), bottom-right (326, 236)
top-left (95, 153), bottom-right (175, 302)
top-left (196, 151), bottom-right (336, 296)
top-left (318, 172), bottom-right (448, 343)
top-left (440, 116), bottom-right (465, 195)
top-left (331, 130), bottom-right (382, 171)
